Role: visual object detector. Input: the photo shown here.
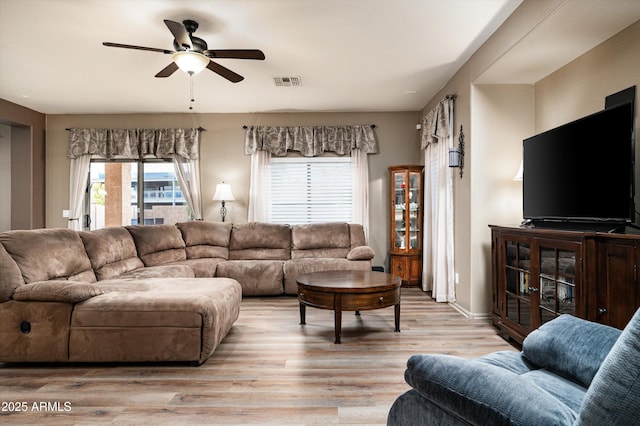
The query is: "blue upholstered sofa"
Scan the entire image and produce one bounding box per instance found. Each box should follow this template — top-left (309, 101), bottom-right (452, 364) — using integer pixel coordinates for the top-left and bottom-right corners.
top-left (387, 309), bottom-right (640, 425)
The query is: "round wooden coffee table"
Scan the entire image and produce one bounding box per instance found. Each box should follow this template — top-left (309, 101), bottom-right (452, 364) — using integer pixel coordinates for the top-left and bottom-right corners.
top-left (296, 270), bottom-right (401, 344)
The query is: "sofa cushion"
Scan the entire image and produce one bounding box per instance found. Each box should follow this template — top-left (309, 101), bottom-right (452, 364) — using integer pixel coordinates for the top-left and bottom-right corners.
top-left (577, 308), bottom-right (640, 425)
top-left (291, 223), bottom-right (350, 258)
top-left (229, 222), bottom-right (291, 260)
top-left (70, 277), bottom-right (242, 363)
top-left (216, 260), bottom-right (284, 295)
top-left (523, 314), bottom-right (621, 387)
top-left (118, 264), bottom-right (195, 279)
top-left (12, 280), bottom-right (104, 303)
top-left (283, 257), bottom-right (371, 295)
top-left (0, 228), bottom-right (96, 283)
top-left (79, 227), bottom-right (144, 280)
top-left (403, 354), bottom-right (578, 425)
top-left (347, 245), bottom-right (375, 260)
top-left (126, 225), bottom-right (187, 266)
top-left (177, 221), bottom-right (232, 260)
top-left (174, 258), bottom-right (222, 278)
top-left (0, 242), bottom-right (24, 302)
top-left (349, 223), bottom-right (367, 248)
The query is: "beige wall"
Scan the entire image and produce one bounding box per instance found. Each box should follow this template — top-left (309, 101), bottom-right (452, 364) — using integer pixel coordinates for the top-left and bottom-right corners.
top-left (46, 111), bottom-right (421, 268)
top-left (0, 98), bottom-right (46, 229)
top-left (535, 20), bottom-right (640, 206)
top-left (418, 6), bottom-right (638, 317)
top-left (469, 85), bottom-right (534, 315)
top-left (0, 124), bottom-right (10, 231)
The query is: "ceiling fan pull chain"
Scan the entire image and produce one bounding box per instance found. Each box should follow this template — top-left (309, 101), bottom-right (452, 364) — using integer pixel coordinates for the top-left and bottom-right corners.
top-left (189, 73), bottom-right (195, 110)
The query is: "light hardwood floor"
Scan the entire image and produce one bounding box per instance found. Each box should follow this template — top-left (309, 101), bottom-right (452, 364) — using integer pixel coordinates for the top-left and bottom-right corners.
top-left (0, 288), bottom-right (516, 425)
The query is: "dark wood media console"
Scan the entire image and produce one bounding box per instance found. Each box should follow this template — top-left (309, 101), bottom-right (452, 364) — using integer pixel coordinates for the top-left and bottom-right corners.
top-left (490, 225), bottom-right (640, 344)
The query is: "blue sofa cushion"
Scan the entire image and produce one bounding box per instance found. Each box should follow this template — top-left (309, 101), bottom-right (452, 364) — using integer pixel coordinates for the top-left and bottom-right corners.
top-left (476, 350), bottom-right (536, 374)
top-left (522, 314), bottom-right (620, 387)
top-left (576, 308), bottom-right (640, 425)
top-left (404, 354), bottom-right (578, 425)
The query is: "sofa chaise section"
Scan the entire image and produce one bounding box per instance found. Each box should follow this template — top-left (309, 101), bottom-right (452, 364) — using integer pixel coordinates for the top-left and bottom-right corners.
top-left (68, 278), bottom-right (241, 364)
top-left (0, 227), bottom-right (242, 364)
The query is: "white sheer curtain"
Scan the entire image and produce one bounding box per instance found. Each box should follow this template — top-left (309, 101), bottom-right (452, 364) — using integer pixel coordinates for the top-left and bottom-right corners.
top-left (172, 154), bottom-right (203, 220)
top-left (247, 150), bottom-right (272, 222)
top-left (422, 97), bottom-right (456, 302)
top-left (351, 148), bottom-right (370, 241)
top-left (68, 154), bottom-right (91, 230)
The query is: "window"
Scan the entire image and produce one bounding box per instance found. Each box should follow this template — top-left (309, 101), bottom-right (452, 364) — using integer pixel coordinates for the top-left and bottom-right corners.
top-left (87, 161), bottom-right (189, 230)
top-left (270, 157), bottom-right (352, 224)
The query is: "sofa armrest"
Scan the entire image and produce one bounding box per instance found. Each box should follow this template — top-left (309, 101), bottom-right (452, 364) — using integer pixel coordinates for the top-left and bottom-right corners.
top-left (12, 280), bottom-right (104, 303)
top-left (404, 354), bottom-right (578, 425)
top-left (522, 314), bottom-right (621, 387)
top-left (346, 245), bottom-right (375, 260)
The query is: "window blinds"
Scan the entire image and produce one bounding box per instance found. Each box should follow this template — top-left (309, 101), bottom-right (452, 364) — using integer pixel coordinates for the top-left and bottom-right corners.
top-left (270, 157), bottom-right (352, 224)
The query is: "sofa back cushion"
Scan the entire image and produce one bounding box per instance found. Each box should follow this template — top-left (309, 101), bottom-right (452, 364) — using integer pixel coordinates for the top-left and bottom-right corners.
top-left (0, 228), bottom-right (96, 284)
top-left (177, 221), bottom-right (231, 260)
top-left (577, 308), bottom-right (640, 425)
top-left (229, 222), bottom-right (291, 260)
top-left (291, 222), bottom-right (351, 259)
top-left (522, 314), bottom-right (621, 388)
top-left (0, 242), bottom-right (24, 302)
top-left (349, 223), bottom-right (367, 248)
top-left (126, 225), bottom-right (187, 266)
top-left (79, 227), bottom-right (144, 280)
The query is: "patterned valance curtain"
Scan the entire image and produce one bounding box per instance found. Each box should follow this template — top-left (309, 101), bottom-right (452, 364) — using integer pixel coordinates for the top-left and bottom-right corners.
top-left (244, 125), bottom-right (377, 157)
top-left (421, 97), bottom-right (453, 149)
top-left (67, 128), bottom-right (200, 160)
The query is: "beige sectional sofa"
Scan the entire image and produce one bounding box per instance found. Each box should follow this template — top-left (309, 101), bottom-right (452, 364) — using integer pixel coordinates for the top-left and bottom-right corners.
top-left (0, 221), bottom-right (373, 364)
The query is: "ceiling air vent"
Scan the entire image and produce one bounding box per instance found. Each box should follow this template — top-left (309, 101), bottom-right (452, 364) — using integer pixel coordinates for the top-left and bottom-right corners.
top-left (272, 76), bottom-right (302, 87)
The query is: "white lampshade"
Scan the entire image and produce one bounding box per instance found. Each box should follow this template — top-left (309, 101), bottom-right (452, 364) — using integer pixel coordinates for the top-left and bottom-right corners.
top-left (173, 51), bottom-right (210, 75)
top-left (513, 160), bottom-right (524, 181)
top-left (212, 183), bottom-right (235, 201)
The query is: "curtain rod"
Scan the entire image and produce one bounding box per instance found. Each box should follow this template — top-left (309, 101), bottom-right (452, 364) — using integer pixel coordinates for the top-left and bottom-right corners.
top-left (242, 124), bottom-right (376, 129)
top-left (445, 94), bottom-right (457, 100)
top-left (65, 127), bottom-right (206, 131)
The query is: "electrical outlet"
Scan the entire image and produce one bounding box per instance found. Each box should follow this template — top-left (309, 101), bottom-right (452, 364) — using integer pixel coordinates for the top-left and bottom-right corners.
top-left (62, 210), bottom-right (70, 218)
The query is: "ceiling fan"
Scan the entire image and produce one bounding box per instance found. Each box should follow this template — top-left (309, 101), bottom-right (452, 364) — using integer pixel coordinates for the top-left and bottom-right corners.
top-left (103, 19), bottom-right (265, 83)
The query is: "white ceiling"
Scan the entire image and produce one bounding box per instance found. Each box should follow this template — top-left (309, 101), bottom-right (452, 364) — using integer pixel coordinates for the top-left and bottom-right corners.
top-left (0, 0), bottom-right (521, 114)
top-left (1, 1), bottom-right (639, 115)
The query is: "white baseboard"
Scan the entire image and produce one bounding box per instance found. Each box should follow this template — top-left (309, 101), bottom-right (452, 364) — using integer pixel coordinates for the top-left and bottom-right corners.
top-left (449, 302), bottom-right (491, 321)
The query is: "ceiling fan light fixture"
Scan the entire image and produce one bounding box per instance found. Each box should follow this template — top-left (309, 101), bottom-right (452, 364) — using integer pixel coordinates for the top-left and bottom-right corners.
top-left (173, 51), bottom-right (209, 75)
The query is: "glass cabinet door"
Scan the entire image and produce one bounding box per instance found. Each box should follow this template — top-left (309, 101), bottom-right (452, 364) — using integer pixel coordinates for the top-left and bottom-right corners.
top-left (504, 238), bottom-right (532, 333)
top-left (408, 171), bottom-right (421, 249)
top-left (393, 172), bottom-right (406, 250)
top-left (391, 169), bottom-right (422, 252)
top-left (537, 243), bottom-right (578, 325)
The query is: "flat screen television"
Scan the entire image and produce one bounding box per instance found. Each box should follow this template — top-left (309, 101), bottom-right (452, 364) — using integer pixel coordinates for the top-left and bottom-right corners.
top-left (523, 101), bottom-right (635, 229)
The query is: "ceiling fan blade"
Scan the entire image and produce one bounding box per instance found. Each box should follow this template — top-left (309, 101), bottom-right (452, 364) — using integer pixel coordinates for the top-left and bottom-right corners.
top-left (103, 42), bottom-right (174, 54)
top-left (155, 62), bottom-right (179, 78)
top-left (164, 19), bottom-right (192, 50)
top-left (206, 60), bottom-right (244, 83)
top-left (203, 49), bottom-right (265, 60)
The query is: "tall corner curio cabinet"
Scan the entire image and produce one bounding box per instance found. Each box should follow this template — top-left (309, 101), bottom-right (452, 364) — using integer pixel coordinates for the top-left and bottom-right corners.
top-left (389, 165), bottom-right (424, 286)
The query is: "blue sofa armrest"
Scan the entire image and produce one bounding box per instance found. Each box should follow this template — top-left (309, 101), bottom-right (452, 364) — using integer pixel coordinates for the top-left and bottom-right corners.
top-left (402, 354), bottom-right (578, 426)
top-left (523, 314), bottom-right (621, 387)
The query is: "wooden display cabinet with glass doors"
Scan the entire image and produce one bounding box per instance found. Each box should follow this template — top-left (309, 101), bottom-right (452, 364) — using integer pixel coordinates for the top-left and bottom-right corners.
top-left (389, 165), bottom-right (424, 286)
top-left (491, 226), bottom-right (587, 344)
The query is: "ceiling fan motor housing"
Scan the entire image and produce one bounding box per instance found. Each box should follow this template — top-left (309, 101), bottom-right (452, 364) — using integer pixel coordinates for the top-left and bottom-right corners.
top-left (172, 19), bottom-right (208, 52)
